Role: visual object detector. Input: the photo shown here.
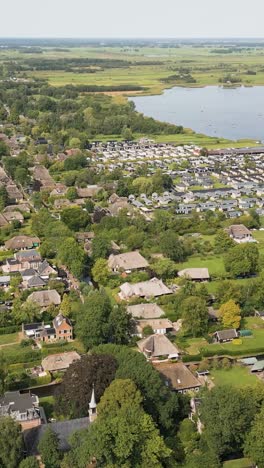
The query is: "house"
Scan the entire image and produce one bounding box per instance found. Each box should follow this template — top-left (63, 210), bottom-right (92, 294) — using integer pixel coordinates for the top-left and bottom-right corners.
top-left (41, 351), bottom-right (80, 372)
top-left (76, 185), bottom-right (100, 198)
top-left (22, 322), bottom-right (45, 338)
top-left (0, 391), bottom-right (41, 430)
top-left (134, 318), bottom-right (174, 337)
top-left (23, 314), bottom-right (72, 342)
top-left (26, 275), bottom-right (46, 289)
top-left (127, 303), bottom-right (165, 319)
top-left (155, 362), bottom-right (202, 394)
top-left (214, 329), bottom-right (238, 343)
top-left (178, 268), bottom-right (210, 281)
top-left (38, 260), bottom-right (57, 279)
top-left (5, 236), bottom-right (40, 251)
top-left (119, 277), bottom-right (172, 300)
top-left (227, 224), bottom-right (254, 243)
top-left (53, 313), bottom-right (73, 341)
top-left (108, 251), bottom-right (149, 273)
top-left (2, 211), bottom-right (24, 224)
top-left (137, 334), bottom-right (179, 360)
top-left (27, 289), bottom-right (61, 308)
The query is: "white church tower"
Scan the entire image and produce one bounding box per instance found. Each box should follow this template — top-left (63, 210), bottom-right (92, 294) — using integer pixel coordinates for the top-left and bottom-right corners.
top-left (89, 384), bottom-right (97, 422)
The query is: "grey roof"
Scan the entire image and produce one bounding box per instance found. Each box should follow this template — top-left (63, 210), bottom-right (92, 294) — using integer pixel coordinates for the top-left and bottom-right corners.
top-left (21, 268), bottom-right (37, 277)
top-left (127, 303), bottom-right (165, 319)
top-left (251, 359), bottom-right (264, 372)
top-left (27, 275), bottom-right (46, 288)
top-left (24, 418), bottom-right (90, 455)
top-left (27, 289), bottom-right (61, 307)
top-left (215, 329), bottom-right (238, 340)
top-left (120, 277), bottom-right (172, 299)
top-left (0, 391), bottom-right (38, 414)
top-left (38, 260), bottom-right (56, 275)
top-left (108, 251), bottom-right (149, 271)
top-left (0, 276), bottom-right (10, 284)
top-left (23, 322), bottom-right (42, 331)
top-left (156, 362), bottom-right (202, 391)
top-left (16, 249), bottom-right (40, 259)
top-left (178, 268), bottom-right (210, 280)
top-left (137, 334), bottom-right (179, 358)
top-left (53, 313), bottom-right (72, 329)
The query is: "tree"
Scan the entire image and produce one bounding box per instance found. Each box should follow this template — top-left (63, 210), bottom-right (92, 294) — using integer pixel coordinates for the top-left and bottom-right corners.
top-left (55, 353), bottom-right (117, 418)
top-left (0, 186), bottom-right (8, 211)
top-left (244, 404), bottom-right (264, 467)
top-left (91, 235), bottom-right (111, 260)
top-left (58, 237), bottom-right (85, 278)
top-left (201, 386), bottom-right (255, 459)
top-left (14, 167), bottom-right (29, 186)
top-left (0, 352), bottom-right (7, 394)
top-left (69, 137), bottom-right (81, 148)
top-left (160, 230), bottom-right (187, 262)
top-left (219, 299), bottom-right (241, 329)
top-left (38, 427), bottom-right (61, 468)
top-left (12, 300), bottom-right (41, 324)
top-left (66, 379), bottom-right (172, 468)
top-left (182, 296), bottom-right (208, 337)
top-left (151, 258), bottom-right (177, 280)
top-left (61, 207), bottom-right (90, 231)
top-left (121, 126), bottom-right (134, 140)
top-left (66, 187), bottom-right (78, 201)
top-left (108, 305), bottom-right (133, 345)
top-left (178, 418), bottom-right (199, 456)
top-left (19, 457), bottom-right (40, 468)
top-left (91, 258), bottom-right (109, 286)
top-left (60, 294), bottom-right (71, 316)
top-left (224, 243), bottom-right (259, 277)
top-left (214, 229), bottom-right (235, 253)
top-left (92, 344), bottom-right (189, 437)
top-left (0, 417), bottom-right (23, 468)
top-left (0, 140), bottom-right (10, 158)
top-left (76, 289), bottom-right (112, 350)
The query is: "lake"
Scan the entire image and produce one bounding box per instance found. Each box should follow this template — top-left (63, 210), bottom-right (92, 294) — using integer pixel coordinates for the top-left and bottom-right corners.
top-left (130, 86), bottom-right (264, 141)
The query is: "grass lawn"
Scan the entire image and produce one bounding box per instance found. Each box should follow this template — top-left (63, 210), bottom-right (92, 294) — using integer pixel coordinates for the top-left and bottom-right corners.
top-left (223, 458), bottom-right (252, 468)
top-left (180, 317), bottom-right (264, 357)
top-left (39, 396), bottom-right (55, 420)
top-left (0, 333), bottom-right (19, 346)
top-left (175, 254), bottom-right (225, 277)
top-left (211, 366), bottom-right (258, 388)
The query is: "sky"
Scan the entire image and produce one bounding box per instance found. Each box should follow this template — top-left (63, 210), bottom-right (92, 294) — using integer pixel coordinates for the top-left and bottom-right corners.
top-left (2, 0), bottom-right (264, 38)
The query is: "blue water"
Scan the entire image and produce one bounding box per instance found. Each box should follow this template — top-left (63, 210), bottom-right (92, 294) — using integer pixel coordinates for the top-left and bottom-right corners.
top-left (130, 86), bottom-right (264, 141)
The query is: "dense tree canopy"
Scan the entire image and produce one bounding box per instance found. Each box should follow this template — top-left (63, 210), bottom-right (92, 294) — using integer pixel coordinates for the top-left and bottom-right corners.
top-left (65, 379), bottom-right (172, 468)
top-left (0, 417), bottom-right (23, 468)
top-left (55, 353), bottom-right (117, 418)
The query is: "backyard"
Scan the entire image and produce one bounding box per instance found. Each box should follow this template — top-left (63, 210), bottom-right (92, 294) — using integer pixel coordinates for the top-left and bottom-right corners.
top-left (210, 366), bottom-right (259, 388)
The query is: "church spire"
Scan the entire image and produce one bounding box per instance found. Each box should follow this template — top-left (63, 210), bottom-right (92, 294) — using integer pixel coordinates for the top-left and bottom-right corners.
top-left (89, 384), bottom-right (97, 422)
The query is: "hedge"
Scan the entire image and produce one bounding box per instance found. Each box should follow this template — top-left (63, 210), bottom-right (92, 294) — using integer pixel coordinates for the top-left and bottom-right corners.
top-left (182, 354), bottom-right (202, 363)
top-left (4, 350), bottom-right (42, 365)
top-left (201, 346), bottom-right (264, 358)
top-left (7, 371), bottom-right (51, 391)
top-left (0, 325), bottom-right (20, 335)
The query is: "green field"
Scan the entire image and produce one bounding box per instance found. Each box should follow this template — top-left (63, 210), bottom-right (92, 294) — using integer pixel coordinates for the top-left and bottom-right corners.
top-left (0, 333), bottom-right (19, 346)
top-left (175, 254), bottom-right (226, 277)
top-left (182, 317), bottom-right (264, 357)
top-left (223, 458), bottom-right (252, 468)
top-left (211, 366), bottom-right (258, 388)
top-left (2, 44), bottom-right (264, 148)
